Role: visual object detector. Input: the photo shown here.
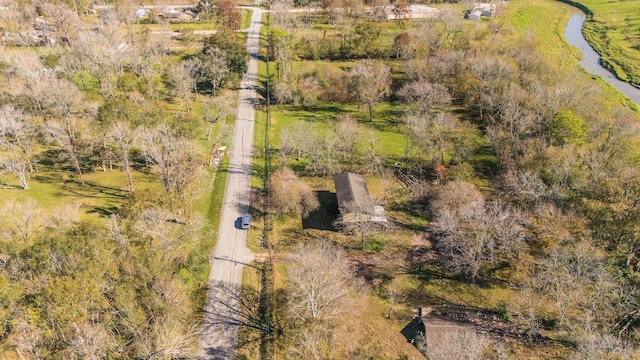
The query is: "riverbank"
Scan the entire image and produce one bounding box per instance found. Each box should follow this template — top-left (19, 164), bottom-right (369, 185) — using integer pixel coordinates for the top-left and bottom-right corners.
top-left (564, 12), bottom-right (640, 105)
top-left (556, 0), bottom-right (640, 88)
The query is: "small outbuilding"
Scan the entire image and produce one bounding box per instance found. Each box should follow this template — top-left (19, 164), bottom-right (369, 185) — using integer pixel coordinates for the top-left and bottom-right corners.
top-left (467, 9), bottom-right (482, 20)
top-left (135, 9), bottom-right (149, 19)
top-left (467, 2), bottom-right (498, 20)
top-left (333, 172), bottom-right (387, 223)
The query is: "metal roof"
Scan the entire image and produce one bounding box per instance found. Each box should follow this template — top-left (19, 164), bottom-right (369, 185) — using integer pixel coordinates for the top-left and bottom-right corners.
top-left (333, 172), bottom-right (373, 212)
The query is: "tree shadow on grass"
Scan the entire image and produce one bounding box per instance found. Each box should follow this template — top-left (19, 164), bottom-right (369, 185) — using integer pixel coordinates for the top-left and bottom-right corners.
top-left (0, 175), bottom-right (27, 190)
top-left (37, 149), bottom-right (65, 167)
top-left (60, 179), bottom-right (128, 200)
top-left (87, 205), bottom-right (121, 217)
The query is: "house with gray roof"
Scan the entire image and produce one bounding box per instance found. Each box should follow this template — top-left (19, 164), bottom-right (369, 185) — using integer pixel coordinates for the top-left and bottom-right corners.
top-left (333, 172), bottom-right (387, 223)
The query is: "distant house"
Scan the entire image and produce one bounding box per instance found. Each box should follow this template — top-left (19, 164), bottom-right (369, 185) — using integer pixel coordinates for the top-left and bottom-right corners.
top-left (157, 7), bottom-right (199, 22)
top-left (333, 172), bottom-right (387, 223)
top-left (475, 2), bottom-right (497, 16)
top-left (382, 4), bottom-right (440, 21)
top-left (467, 2), bottom-right (498, 20)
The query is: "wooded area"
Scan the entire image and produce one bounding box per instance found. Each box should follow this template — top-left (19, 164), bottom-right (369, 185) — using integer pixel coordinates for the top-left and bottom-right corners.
top-left (254, 0), bottom-right (640, 359)
top-left (0, 0), bottom-right (248, 357)
top-left (0, 0), bottom-right (639, 358)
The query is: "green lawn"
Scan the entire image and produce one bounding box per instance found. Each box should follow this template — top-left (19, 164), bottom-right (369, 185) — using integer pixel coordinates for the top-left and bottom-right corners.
top-left (504, 0), bottom-right (581, 66)
top-left (0, 167), bottom-right (158, 218)
top-left (268, 101), bottom-right (406, 158)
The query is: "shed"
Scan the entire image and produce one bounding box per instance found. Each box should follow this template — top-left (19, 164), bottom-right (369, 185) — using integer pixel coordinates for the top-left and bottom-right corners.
top-left (135, 9), bottom-right (149, 18)
top-left (333, 172), bottom-right (387, 223)
top-left (467, 10), bottom-right (482, 20)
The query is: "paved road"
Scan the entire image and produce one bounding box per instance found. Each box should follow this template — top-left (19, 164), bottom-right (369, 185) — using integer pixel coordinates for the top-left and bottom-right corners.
top-left (197, 7), bottom-right (263, 360)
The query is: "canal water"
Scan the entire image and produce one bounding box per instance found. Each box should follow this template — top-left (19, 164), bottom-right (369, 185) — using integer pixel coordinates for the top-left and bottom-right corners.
top-left (564, 12), bottom-right (640, 104)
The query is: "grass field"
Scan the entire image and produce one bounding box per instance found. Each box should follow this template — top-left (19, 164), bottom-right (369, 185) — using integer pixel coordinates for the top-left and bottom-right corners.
top-left (563, 0), bottom-right (640, 87)
top-left (0, 164), bottom-right (158, 216)
top-left (502, 0), bottom-right (581, 66)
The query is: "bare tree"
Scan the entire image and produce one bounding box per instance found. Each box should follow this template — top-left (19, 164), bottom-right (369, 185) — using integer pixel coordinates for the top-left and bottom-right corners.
top-left (203, 94), bottom-right (234, 166)
top-left (572, 331), bottom-right (637, 360)
top-left (288, 325), bottom-right (329, 360)
top-left (107, 214), bottom-right (129, 251)
top-left (349, 60), bottom-right (391, 122)
top-left (273, 82), bottom-right (294, 104)
top-left (271, 0), bottom-right (295, 31)
top-left (501, 170), bottom-right (553, 207)
top-left (138, 125), bottom-right (202, 198)
top-left (4, 53), bottom-right (63, 119)
top-left (166, 63), bottom-right (195, 112)
top-left (134, 207), bottom-right (184, 259)
top-left (68, 322), bottom-right (116, 360)
top-left (0, 104), bottom-right (36, 172)
top-left (107, 122), bottom-right (135, 192)
top-left (305, 132), bottom-right (341, 177)
top-left (385, 277), bottom-right (408, 318)
top-left (358, 128), bottom-right (384, 175)
top-left (398, 80), bottom-right (452, 116)
top-left (40, 2), bottom-right (81, 46)
top-left (296, 76), bottom-right (322, 109)
top-left (439, 6), bottom-right (464, 49)
top-left (204, 94), bottom-right (234, 141)
top-left (201, 47), bottom-right (229, 95)
top-left (405, 112), bottom-right (461, 169)
top-left (509, 282), bottom-right (543, 339)
top-left (332, 114), bottom-right (361, 169)
top-left (45, 115), bottom-right (86, 184)
top-left (430, 181), bottom-right (526, 282)
top-left (0, 105), bottom-right (35, 189)
top-left (537, 241), bottom-right (607, 328)
top-left (66, 27), bottom-right (126, 99)
top-left (48, 201), bottom-right (83, 230)
top-left (11, 321), bottom-right (42, 359)
top-left (0, 157), bottom-right (32, 190)
top-left (0, 198), bottom-right (43, 243)
top-left (269, 167), bottom-right (319, 216)
top-left (125, 33), bottom-right (169, 98)
top-left (182, 57), bottom-right (205, 98)
top-left (0, 3), bottom-right (38, 47)
top-left (280, 120), bottom-right (316, 161)
top-left (287, 240), bottom-right (360, 322)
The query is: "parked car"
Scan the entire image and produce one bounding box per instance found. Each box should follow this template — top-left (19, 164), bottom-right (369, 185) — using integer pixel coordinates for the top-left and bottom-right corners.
top-left (241, 213), bottom-right (251, 229)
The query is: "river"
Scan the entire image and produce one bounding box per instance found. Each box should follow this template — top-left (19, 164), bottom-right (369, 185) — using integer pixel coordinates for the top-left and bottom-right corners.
top-left (564, 12), bottom-right (640, 104)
